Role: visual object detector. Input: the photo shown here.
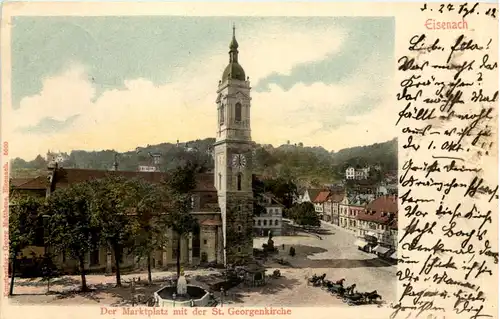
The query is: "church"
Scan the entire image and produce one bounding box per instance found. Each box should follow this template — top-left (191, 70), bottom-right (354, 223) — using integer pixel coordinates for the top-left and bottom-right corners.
top-left (11, 26), bottom-right (255, 274)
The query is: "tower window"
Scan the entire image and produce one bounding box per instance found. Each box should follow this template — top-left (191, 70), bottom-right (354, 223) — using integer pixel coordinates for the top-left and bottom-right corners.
top-left (237, 225), bottom-right (242, 232)
top-left (237, 247), bottom-right (241, 253)
top-left (220, 104), bottom-right (225, 125)
top-left (237, 173), bottom-right (242, 191)
top-left (235, 102), bottom-right (242, 122)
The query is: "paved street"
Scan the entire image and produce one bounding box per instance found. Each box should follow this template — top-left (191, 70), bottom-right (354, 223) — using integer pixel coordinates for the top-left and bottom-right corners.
top-left (227, 221), bottom-right (397, 307)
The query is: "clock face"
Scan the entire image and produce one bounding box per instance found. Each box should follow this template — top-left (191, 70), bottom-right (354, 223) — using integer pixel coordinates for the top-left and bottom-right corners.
top-left (232, 154), bottom-right (247, 169)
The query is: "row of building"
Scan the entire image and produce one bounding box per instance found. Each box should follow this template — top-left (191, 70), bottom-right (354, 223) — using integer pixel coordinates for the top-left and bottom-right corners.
top-left (298, 189), bottom-right (398, 259)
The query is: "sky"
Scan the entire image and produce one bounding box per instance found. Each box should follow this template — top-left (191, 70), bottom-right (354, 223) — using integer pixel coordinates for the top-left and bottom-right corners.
top-left (10, 16), bottom-right (395, 160)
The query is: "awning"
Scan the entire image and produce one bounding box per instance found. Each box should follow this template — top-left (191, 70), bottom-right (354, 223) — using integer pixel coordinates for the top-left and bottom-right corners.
top-left (390, 251), bottom-right (397, 259)
top-left (373, 246), bottom-right (390, 255)
top-left (355, 239), bottom-right (369, 248)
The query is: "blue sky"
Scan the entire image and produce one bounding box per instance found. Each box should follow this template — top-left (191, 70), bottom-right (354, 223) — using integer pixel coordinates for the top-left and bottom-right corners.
top-left (11, 16), bottom-right (395, 159)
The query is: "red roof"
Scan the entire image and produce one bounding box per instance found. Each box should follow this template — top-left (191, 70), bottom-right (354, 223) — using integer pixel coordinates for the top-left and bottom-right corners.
top-left (357, 195), bottom-right (398, 225)
top-left (366, 195), bottom-right (397, 213)
top-left (313, 191), bottom-right (331, 203)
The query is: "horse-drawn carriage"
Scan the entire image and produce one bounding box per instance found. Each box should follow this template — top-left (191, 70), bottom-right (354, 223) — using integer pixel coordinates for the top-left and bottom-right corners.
top-left (307, 273), bottom-right (326, 286)
top-left (342, 290), bottom-right (382, 306)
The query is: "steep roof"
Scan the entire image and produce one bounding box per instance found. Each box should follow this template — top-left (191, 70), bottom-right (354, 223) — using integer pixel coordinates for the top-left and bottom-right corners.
top-left (306, 188), bottom-right (322, 201)
top-left (313, 191), bottom-right (330, 203)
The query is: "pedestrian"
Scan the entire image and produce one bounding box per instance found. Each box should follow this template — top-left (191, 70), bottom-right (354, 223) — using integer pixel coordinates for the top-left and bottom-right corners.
top-left (282, 244), bottom-right (285, 250)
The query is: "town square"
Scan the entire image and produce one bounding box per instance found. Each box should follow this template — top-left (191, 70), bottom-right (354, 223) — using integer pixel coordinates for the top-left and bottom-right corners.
top-left (6, 16), bottom-right (396, 308)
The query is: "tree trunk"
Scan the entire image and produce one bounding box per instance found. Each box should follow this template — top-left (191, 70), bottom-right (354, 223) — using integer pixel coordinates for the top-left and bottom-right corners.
top-left (78, 256), bottom-right (89, 292)
top-left (113, 244), bottom-right (122, 287)
top-left (9, 250), bottom-right (18, 296)
top-left (176, 234), bottom-right (181, 277)
top-left (147, 253), bottom-right (152, 284)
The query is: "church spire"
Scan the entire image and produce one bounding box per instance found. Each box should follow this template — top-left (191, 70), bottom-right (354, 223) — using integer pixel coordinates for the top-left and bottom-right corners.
top-left (229, 23), bottom-right (239, 63)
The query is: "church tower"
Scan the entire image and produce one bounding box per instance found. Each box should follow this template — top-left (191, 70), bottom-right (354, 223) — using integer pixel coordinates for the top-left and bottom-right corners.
top-left (214, 25), bottom-right (254, 265)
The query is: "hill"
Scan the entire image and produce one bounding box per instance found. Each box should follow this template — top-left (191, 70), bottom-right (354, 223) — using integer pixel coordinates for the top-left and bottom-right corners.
top-left (10, 138), bottom-right (397, 185)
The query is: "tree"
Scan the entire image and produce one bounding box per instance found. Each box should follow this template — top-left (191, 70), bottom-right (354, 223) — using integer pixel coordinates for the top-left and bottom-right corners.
top-left (289, 202), bottom-right (320, 227)
top-left (89, 174), bottom-right (138, 287)
top-left (128, 179), bottom-right (169, 284)
top-left (44, 182), bottom-right (96, 292)
top-left (9, 195), bottom-right (41, 295)
top-left (163, 164), bottom-right (199, 277)
top-left (38, 252), bottom-right (59, 293)
top-left (264, 177), bottom-right (298, 209)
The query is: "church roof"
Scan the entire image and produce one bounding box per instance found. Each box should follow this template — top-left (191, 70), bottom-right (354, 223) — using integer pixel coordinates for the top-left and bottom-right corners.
top-left (221, 25), bottom-right (246, 82)
top-left (222, 63), bottom-right (246, 81)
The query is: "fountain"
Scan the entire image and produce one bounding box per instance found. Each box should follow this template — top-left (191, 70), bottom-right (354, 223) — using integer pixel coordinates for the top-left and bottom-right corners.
top-left (153, 271), bottom-right (211, 307)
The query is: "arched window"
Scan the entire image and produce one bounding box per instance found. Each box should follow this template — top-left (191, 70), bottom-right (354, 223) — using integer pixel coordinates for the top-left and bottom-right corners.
top-left (275, 220), bottom-right (279, 226)
top-left (237, 225), bottom-right (242, 232)
top-left (237, 173), bottom-right (242, 191)
top-left (220, 104), bottom-right (225, 125)
top-left (263, 220), bottom-right (267, 226)
top-left (257, 220), bottom-right (261, 226)
top-left (235, 102), bottom-right (242, 122)
top-left (237, 247), bottom-right (241, 253)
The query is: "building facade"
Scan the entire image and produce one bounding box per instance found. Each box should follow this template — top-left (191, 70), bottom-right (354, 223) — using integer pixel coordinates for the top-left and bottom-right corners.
top-left (313, 190), bottom-right (330, 219)
top-left (253, 194), bottom-right (284, 237)
top-left (338, 197), bottom-right (349, 229)
top-left (345, 166), bottom-right (369, 180)
top-left (356, 195), bottom-right (398, 257)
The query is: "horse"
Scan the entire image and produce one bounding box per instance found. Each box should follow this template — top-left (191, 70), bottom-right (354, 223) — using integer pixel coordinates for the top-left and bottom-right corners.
top-left (345, 284), bottom-right (356, 295)
top-left (364, 290), bottom-right (382, 303)
top-left (334, 278), bottom-right (346, 286)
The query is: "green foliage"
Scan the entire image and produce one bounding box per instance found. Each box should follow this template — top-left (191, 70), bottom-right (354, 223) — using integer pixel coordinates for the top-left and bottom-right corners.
top-left (161, 164), bottom-right (199, 276)
top-left (289, 202), bottom-right (321, 227)
top-left (9, 194), bottom-right (43, 295)
top-left (44, 181), bottom-right (96, 291)
top-left (263, 177), bottom-right (298, 209)
top-left (88, 174), bottom-right (139, 286)
top-left (9, 195), bottom-right (42, 258)
top-left (11, 138), bottom-right (397, 186)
